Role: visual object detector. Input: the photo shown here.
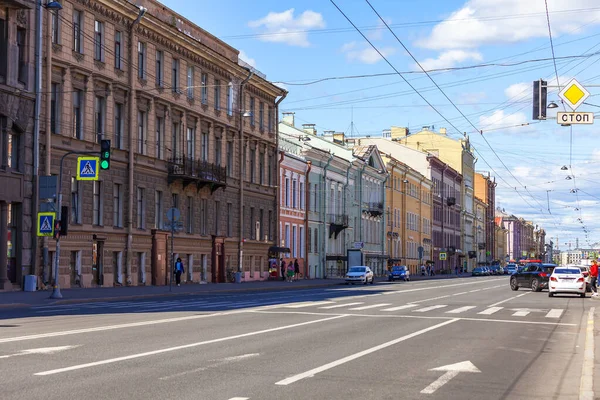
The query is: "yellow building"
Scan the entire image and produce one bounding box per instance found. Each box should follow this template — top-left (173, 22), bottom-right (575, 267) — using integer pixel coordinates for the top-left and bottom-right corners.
top-left (382, 154), bottom-right (432, 275)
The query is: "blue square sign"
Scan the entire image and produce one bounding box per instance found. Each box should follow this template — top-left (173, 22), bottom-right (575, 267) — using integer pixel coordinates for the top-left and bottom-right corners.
top-left (77, 157), bottom-right (99, 181)
top-left (37, 212), bottom-right (55, 237)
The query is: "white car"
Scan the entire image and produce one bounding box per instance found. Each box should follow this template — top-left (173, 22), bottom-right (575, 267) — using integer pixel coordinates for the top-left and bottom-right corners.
top-left (548, 266), bottom-right (586, 298)
top-left (578, 266), bottom-right (591, 292)
top-left (345, 266), bottom-right (374, 285)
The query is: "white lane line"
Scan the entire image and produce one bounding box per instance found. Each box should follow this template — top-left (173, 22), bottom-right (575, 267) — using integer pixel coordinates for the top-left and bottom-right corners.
top-left (545, 309), bottom-right (564, 319)
top-left (229, 398), bottom-right (249, 400)
top-left (319, 302), bottom-right (364, 309)
top-left (478, 307), bottom-right (503, 315)
top-left (159, 353), bottom-right (260, 381)
top-left (452, 292), bottom-right (469, 296)
top-left (446, 306), bottom-right (477, 314)
top-left (512, 310), bottom-right (530, 317)
top-left (488, 292), bottom-right (530, 307)
top-left (274, 319), bottom-right (459, 386)
top-left (348, 304), bottom-right (391, 311)
top-left (580, 307), bottom-right (595, 400)
top-left (469, 289), bottom-right (482, 293)
top-left (414, 305), bottom-right (447, 313)
top-left (381, 304), bottom-right (418, 312)
top-left (283, 301), bottom-right (334, 308)
top-left (34, 315), bottom-right (346, 376)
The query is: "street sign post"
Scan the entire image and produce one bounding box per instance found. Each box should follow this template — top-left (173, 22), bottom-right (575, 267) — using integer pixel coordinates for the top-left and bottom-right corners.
top-left (556, 112), bottom-right (594, 125)
top-left (76, 157), bottom-right (100, 181)
top-left (37, 212), bottom-right (55, 237)
top-left (166, 207), bottom-right (181, 292)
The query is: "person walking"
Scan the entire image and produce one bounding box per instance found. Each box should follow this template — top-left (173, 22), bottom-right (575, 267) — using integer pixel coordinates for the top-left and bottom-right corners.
top-left (590, 260), bottom-right (598, 297)
top-left (280, 258), bottom-right (286, 281)
top-left (294, 259), bottom-right (300, 281)
top-left (287, 261), bottom-right (295, 283)
top-left (174, 257), bottom-right (184, 286)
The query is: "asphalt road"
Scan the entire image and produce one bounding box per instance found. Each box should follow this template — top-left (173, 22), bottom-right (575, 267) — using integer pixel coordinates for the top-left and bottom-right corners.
top-left (0, 276), bottom-right (595, 400)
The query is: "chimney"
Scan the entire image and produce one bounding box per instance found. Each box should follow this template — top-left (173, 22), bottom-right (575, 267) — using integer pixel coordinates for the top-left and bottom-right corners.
top-left (390, 126), bottom-right (409, 141)
top-left (439, 127), bottom-right (447, 135)
top-left (333, 132), bottom-right (345, 145)
top-left (282, 112), bottom-right (295, 127)
top-left (302, 123), bottom-right (317, 135)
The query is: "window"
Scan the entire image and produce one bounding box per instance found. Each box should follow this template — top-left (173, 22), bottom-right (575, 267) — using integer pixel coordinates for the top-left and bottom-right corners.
top-left (2, 120), bottom-right (19, 171)
top-left (114, 103), bottom-right (123, 149)
top-left (292, 226), bottom-right (297, 257)
top-left (172, 193), bottom-right (178, 209)
top-left (72, 90), bottom-right (83, 139)
top-left (113, 183), bottom-right (123, 227)
top-left (308, 228), bottom-right (312, 253)
top-left (259, 102), bottom-right (264, 130)
top-left (259, 151), bottom-right (264, 185)
top-left (16, 28), bottom-right (27, 85)
top-left (268, 106), bottom-right (273, 133)
top-left (187, 65), bottom-right (194, 99)
top-left (154, 191), bottom-right (163, 229)
top-left (137, 42), bottom-right (146, 79)
top-left (172, 122), bottom-right (180, 158)
top-left (92, 181), bottom-right (103, 225)
top-left (137, 110), bottom-right (146, 154)
top-left (227, 82), bottom-right (233, 115)
top-left (136, 187), bottom-right (145, 229)
top-left (114, 31), bottom-right (122, 69)
top-left (268, 153), bottom-right (274, 186)
top-left (201, 131), bottom-right (208, 161)
top-left (94, 96), bottom-right (105, 143)
top-left (214, 201), bottom-right (220, 235)
top-left (250, 207), bottom-right (255, 239)
top-left (201, 73), bottom-right (208, 104)
top-left (249, 147), bottom-right (256, 183)
top-left (172, 58), bottom-right (179, 93)
top-left (186, 127), bottom-right (195, 160)
top-left (51, 8), bottom-right (59, 44)
top-left (226, 140), bottom-right (233, 176)
top-left (200, 199), bottom-right (208, 235)
top-left (214, 79), bottom-right (221, 110)
top-left (292, 180), bottom-right (297, 208)
top-left (259, 209), bottom-right (264, 240)
top-left (187, 196), bottom-right (193, 233)
top-left (73, 10), bottom-right (82, 53)
top-left (50, 83), bottom-right (61, 134)
top-left (227, 203), bottom-right (232, 237)
top-left (285, 177), bottom-right (290, 207)
top-left (250, 97), bottom-right (255, 126)
top-left (268, 210), bottom-right (272, 240)
top-left (215, 137), bottom-right (222, 166)
top-left (156, 116), bottom-right (164, 159)
top-left (300, 226), bottom-right (305, 258)
top-left (94, 20), bottom-right (104, 61)
top-left (285, 225), bottom-right (290, 252)
top-left (0, 18), bottom-right (6, 78)
top-left (155, 50), bottom-right (163, 86)
top-left (300, 182), bottom-right (305, 209)
top-left (314, 228), bottom-right (318, 252)
top-left (71, 177), bottom-right (81, 223)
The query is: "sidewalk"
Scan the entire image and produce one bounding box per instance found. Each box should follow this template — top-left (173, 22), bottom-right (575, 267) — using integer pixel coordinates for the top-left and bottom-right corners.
top-left (0, 272), bottom-right (473, 309)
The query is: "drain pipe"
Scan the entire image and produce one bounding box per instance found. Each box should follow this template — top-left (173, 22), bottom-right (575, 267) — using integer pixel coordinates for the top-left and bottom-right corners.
top-left (322, 153), bottom-right (334, 278)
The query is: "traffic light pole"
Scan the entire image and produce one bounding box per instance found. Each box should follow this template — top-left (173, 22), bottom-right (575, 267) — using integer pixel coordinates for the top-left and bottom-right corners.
top-left (50, 150), bottom-right (101, 299)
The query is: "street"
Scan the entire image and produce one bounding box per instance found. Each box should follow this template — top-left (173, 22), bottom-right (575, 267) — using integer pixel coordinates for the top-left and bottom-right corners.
top-left (0, 276), bottom-right (595, 400)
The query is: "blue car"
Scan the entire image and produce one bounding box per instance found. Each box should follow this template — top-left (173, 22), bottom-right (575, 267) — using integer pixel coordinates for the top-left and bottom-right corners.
top-left (388, 266), bottom-right (410, 282)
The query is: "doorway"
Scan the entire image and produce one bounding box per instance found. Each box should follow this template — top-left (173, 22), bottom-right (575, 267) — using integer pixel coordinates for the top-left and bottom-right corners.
top-left (92, 240), bottom-right (104, 286)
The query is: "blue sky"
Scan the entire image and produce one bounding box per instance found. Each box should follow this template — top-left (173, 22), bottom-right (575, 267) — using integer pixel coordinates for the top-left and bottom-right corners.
top-left (160, 0), bottom-right (600, 249)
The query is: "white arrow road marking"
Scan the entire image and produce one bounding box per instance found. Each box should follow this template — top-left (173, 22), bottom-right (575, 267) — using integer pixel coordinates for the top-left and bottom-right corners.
top-left (0, 345), bottom-right (79, 359)
top-left (421, 361), bottom-right (481, 394)
top-left (545, 309), bottom-right (564, 318)
top-left (446, 306), bottom-right (476, 314)
top-left (478, 307), bottom-right (503, 315)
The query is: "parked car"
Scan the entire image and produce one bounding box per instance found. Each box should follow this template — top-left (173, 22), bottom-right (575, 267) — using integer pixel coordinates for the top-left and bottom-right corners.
top-left (506, 264), bottom-right (518, 275)
top-left (345, 266), bottom-right (374, 285)
top-left (510, 263), bottom-right (556, 292)
top-left (548, 266), bottom-right (586, 298)
top-left (472, 267), bottom-right (486, 276)
top-left (489, 265), bottom-right (502, 275)
top-left (388, 265), bottom-right (410, 282)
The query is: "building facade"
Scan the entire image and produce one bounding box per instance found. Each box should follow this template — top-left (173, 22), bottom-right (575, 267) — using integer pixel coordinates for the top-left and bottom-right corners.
top-left (495, 224), bottom-right (508, 265)
top-left (40, 0), bottom-right (284, 288)
top-left (496, 211), bottom-right (522, 262)
top-left (474, 196), bottom-right (486, 265)
top-left (0, 0), bottom-right (35, 290)
top-left (475, 172), bottom-right (496, 262)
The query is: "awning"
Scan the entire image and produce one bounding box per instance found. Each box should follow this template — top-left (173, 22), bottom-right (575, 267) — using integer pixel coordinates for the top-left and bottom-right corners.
top-left (268, 246), bottom-right (291, 254)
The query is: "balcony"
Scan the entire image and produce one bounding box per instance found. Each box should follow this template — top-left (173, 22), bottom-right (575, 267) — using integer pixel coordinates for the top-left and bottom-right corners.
top-left (364, 202), bottom-right (384, 217)
top-left (327, 213), bottom-right (349, 239)
top-left (167, 157), bottom-right (227, 193)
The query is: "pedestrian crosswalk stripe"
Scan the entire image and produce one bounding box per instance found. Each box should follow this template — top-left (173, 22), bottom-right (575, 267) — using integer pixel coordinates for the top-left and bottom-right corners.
top-left (545, 309), bottom-right (564, 318)
top-left (446, 306), bottom-right (477, 314)
top-left (414, 305), bottom-right (447, 312)
top-left (348, 303), bottom-right (391, 311)
top-left (478, 307), bottom-right (503, 315)
top-left (320, 302), bottom-right (364, 309)
top-left (284, 301), bottom-right (334, 308)
top-left (512, 310), bottom-right (530, 317)
top-left (381, 304), bottom-right (418, 312)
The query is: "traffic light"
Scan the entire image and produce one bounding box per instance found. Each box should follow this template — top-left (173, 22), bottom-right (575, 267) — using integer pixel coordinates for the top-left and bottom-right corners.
top-left (60, 206), bottom-right (69, 236)
top-left (100, 139), bottom-right (111, 170)
top-left (532, 79), bottom-right (547, 120)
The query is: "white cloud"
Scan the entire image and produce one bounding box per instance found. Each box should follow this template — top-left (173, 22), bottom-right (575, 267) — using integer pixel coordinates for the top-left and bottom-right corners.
top-left (417, 0), bottom-right (600, 50)
top-left (238, 50), bottom-right (256, 68)
top-left (248, 9), bottom-right (325, 47)
top-left (341, 43), bottom-right (396, 64)
top-left (478, 109), bottom-right (528, 131)
top-left (418, 50), bottom-right (482, 70)
top-left (504, 82), bottom-right (529, 101)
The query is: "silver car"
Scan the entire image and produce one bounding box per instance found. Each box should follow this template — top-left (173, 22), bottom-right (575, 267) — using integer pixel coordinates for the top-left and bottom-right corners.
top-left (345, 266), bottom-right (375, 285)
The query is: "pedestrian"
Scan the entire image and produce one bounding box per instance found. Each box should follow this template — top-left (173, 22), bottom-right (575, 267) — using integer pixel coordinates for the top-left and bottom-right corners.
top-left (294, 259), bottom-right (300, 281)
top-left (287, 261), bottom-right (295, 282)
top-left (280, 258), bottom-right (286, 281)
top-left (590, 260), bottom-right (598, 297)
top-left (174, 257), bottom-right (184, 286)
top-left (421, 265), bottom-right (426, 276)
top-left (455, 265), bottom-right (459, 275)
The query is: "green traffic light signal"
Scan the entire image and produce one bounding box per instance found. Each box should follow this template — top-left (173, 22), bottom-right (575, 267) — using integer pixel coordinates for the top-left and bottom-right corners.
top-left (100, 139), bottom-right (111, 170)
top-left (100, 160), bottom-right (109, 169)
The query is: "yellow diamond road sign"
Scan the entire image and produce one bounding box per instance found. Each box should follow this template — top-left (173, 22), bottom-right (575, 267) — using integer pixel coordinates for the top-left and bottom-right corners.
top-left (558, 79), bottom-right (590, 110)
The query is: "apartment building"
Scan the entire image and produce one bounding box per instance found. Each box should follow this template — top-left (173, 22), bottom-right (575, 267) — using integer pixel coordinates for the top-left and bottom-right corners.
top-left (40, 0), bottom-right (284, 288)
top-left (475, 172), bottom-right (497, 262)
top-left (474, 196), bottom-right (486, 265)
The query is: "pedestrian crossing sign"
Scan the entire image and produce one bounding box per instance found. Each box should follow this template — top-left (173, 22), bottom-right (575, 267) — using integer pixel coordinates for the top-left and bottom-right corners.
top-left (439, 252), bottom-right (447, 261)
top-left (37, 212), bottom-right (55, 237)
top-left (76, 157), bottom-right (100, 181)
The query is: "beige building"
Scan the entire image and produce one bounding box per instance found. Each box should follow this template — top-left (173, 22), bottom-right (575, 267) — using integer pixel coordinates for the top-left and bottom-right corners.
top-left (495, 224), bottom-right (508, 265)
top-left (474, 196), bottom-right (486, 265)
top-left (40, 0), bottom-right (284, 288)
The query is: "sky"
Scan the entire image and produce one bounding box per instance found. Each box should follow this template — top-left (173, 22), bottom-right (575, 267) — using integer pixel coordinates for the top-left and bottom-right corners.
top-left (159, 0), bottom-right (600, 250)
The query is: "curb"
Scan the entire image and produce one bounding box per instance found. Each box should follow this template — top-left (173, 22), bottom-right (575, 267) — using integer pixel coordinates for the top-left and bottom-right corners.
top-left (0, 281), bottom-right (346, 310)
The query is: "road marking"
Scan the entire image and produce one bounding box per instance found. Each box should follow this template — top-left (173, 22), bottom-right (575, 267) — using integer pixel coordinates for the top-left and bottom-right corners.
top-left (414, 305), bottom-right (447, 313)
top-left (488, 292), bottom-right (530, 307)
top-left (34, 315), bottom-right (346, 376)
top-left (512, 310), bottom-right (530, 317)
top-left (159, 353), bottom-right (260, 381)
top-left (228, 398), bottom-right (249, 400)
top-left (452, 292), bottom-right (469, 296)
top-left (283, 301), bottom-right (334, 308)
top-left (580, 307), bottom-right (595, 400)
top-left (275, 319), bottom-right (459, 386)
top-left (478, 307), bottom-right (503, 315)
top-left (0, 345), bottom-right (79, 359)
top-left (348, 303), bottom-right (391, 310)
top-left (319, 302), bottom-right (364, 309)
top-left (446, 306), bottom-right (476, 314)
top-left (381, 304), bottom-right (418, 312)
top-left (545, 309), bottom-right (564, 319)
top-left (421, 361), bottom-right (481, 394)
